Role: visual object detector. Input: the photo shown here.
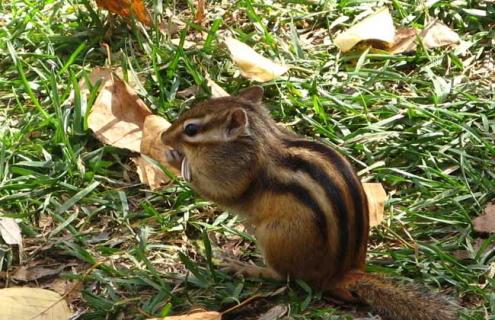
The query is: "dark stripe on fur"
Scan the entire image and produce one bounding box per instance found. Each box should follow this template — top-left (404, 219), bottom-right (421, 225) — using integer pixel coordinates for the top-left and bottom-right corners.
top-left (276, 181), bottom-right (328, 241)
top-left (283, 139), bottom-right (368, 263)
top-left (237, 170), bottom-right (328, 241)
top-left (275, 154), bottom-right (347, 242)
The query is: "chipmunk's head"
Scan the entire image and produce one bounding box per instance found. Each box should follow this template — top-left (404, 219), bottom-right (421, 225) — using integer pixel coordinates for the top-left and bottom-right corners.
top-left (161, 86), bottom-right (265, 183)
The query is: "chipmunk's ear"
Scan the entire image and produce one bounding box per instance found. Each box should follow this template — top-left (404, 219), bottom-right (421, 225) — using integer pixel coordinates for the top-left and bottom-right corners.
top-left (238, 86), bottom-right (264, 104)
top-left (226, 108), bottom-right (248, 139)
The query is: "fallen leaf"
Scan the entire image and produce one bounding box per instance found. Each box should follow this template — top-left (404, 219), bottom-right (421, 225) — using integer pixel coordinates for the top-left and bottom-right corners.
top-left (140, 116), bottom-right (172, 163)
top-left (194, 0), bottom-right (206, 23)
top-left (473, 202), bottom-right (495, 233)
top-left (176, 77), bottom-right (229, 99)
top-left (334, 7), bottom-right (395, 52)
top-left (0, 287), bottom-right (72, 320)
top-left (362, 183), bottom-right (387, 227)
top-left (159, 14), bottom-right (186, 37)
top-left (388, 27), bottom-right (419, 54)
top-left (0, 217), bottom-right (22, 249)
top-left (224, 37), bottom-right (289, 82)
top-left (96, 0), bottom-right (152, 26)
top-left (64, 67), bottom-right (146, 108)
top-left (148, 311), bottom-right (221, 320)
top-left (61, 67), bottom-right (113, 108)
top-left (177, 85), bottom-right (201, 98)
top-left (46, 278), bottom-right (81, 303)
top-left (38, 214), bottom-right (53, 230)
top-left (132, 156), bottom-right (164, 190)
top-left (452, 249), bottom-right (472, 260)
top-left (13, 264), bottom-right (67, 282)
top-left (258, 305), bottom-right (287, 320)
top-left (170, 38), bottom-right (198, 49)
top-left (205, 75), bottom-right (230, 97)
top-left (390, 21), bottom-right (460, 54)
top-left (133, 115), bottom-right (178, 189)
top-left (334, 8), bottom-right (460, 54)
top-left (88, 72), bottom-right (153, 152)
top-left (421, 21), bottom-right (460, 49)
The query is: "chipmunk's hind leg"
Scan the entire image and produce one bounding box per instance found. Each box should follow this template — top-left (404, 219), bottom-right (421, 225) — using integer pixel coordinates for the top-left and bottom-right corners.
top-left (221, 257), bottom-right (283, 280)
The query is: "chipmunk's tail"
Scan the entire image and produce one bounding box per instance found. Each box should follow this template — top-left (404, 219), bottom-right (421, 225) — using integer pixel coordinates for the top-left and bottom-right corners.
top-left (343, 271), bottom-right (458, 320)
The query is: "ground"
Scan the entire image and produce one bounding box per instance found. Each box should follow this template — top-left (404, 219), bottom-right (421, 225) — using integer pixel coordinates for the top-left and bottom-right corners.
top-left (0, 0), bottom-right (494, 319)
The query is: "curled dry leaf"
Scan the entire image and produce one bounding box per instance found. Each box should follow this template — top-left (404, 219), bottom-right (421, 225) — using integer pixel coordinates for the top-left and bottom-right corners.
top-left (194, 0), bottom-right (206, 23)
top-left (84, 68), bottom-right (177, 189)
top-left (362, 183), bottom-right (387, 227)
top-left (224, 37), bottom-right (289, 82)
top-left (64, 67), bottom-right (146, 106)
top-left (96, 0), bottom-right (152, 26)
top-left (133, 115), bottom-right (177, 190)
top-left (333, 7), bottom-right (460, 54)
top-left (13, 264), bottom-right (67, 282)
top-left (177, 85), bottom-right (201, 98)
top-left (421, 21), bottom-right (460, 48)
top-left (258, 305), bottom-right (288, 320)
top-left (76, 67), bottom-right (114, 98)
top-left (140, 116), bottom-right (172, 166)
top-left (47, 278), bottom-right (81, 303)
top-left (170, 39), bottom-right (199, 49)
top-left (0, 287), bottom-right (72, 320)
top-left (473, 202), bottom-right (495, 234)
top-left (390, 21), bottom-right (460, 54)
top-left (389, 28), bottom-right (420, 54)
top-left (206, 75), bottom-right (230, 97)
top-left (148, 311), bottom-right (221, 320)
top-left (177, 78), bottom-right (229, 99)
top-left (0, 217), bottom-right (22, 247)
top-left (88, 72), bottom-right (152, 152)
top-left (334, 7), bottom-right (395, 52)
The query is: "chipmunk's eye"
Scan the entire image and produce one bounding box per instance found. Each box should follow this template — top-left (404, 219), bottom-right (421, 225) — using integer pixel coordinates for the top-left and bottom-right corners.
top-left (184, 123), bottom-right (199, 137)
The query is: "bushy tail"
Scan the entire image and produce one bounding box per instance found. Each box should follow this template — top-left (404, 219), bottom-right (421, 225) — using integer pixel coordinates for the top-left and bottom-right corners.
top-left (345, 272), bottom-right (458, 320)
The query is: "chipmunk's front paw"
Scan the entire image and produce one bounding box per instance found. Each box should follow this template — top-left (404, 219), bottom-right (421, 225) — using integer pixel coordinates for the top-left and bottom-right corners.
top-left (220, 258), bottom-right (282, 280)
top-left (220, 258), bottom-right (254, 277)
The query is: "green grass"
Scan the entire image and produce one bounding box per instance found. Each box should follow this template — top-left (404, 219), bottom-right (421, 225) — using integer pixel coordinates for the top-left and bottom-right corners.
top-left (1, 0), bottom-right (494, 319)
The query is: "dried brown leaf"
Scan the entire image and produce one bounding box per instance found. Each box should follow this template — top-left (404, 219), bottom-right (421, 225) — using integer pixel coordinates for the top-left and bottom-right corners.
top-left (421, 21), bottom-right (460, 48)
top-left (132, 156), bottom-right (165, 190)
top-left (195, 0), bottom-right (206, 23)
top-left (473, 202), bottom-right (495, 233)
top-left (334, 7), bottom-right (395, 52)
top-left (362, 183), bottom-right (387, 227)
top-left (13, 264), bottom-right (67, 282)
top-left (177, 79), bottom-right (229, 99)
top-left (96, 0), bottom-right (151, 26)
top-left (148, 311), bottom-right (221, 320)
top-left (170, 38), bottom-right (199, 49)
top-left (140, 116), bottom-right (172, 163)
top-left (78, 67), bottom-right (114, 97)
top-left (258, 305), bottom-right (287, 320)
top-left (133, 115), bottom-right (178, 189)
top-left (0, 217), bottom-right (22, 250)
top-left (88, 73), bottom-right (152, 152)
top-left (224, 37), bottom-right (289, 82)
top-left (46, 278), bottom-right (81, 303)
top-left (389, 27), bottom-right (419, 54)
top-left (390, 21), bottom-right (459, 54)
top-left (177, 85), bottom-right (201, 98)
top-left (206, 75), bottom-right (230, 98)
top-left (0, 287), bottom-right (72, 320)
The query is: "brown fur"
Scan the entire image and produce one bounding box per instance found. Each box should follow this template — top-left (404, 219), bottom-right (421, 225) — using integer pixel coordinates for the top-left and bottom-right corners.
top-left (161, 86), bottom-right (458, 320)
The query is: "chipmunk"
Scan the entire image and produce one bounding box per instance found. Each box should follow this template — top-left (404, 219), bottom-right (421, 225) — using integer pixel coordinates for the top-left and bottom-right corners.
top-left (161, 86), bottom-right (458, 320)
